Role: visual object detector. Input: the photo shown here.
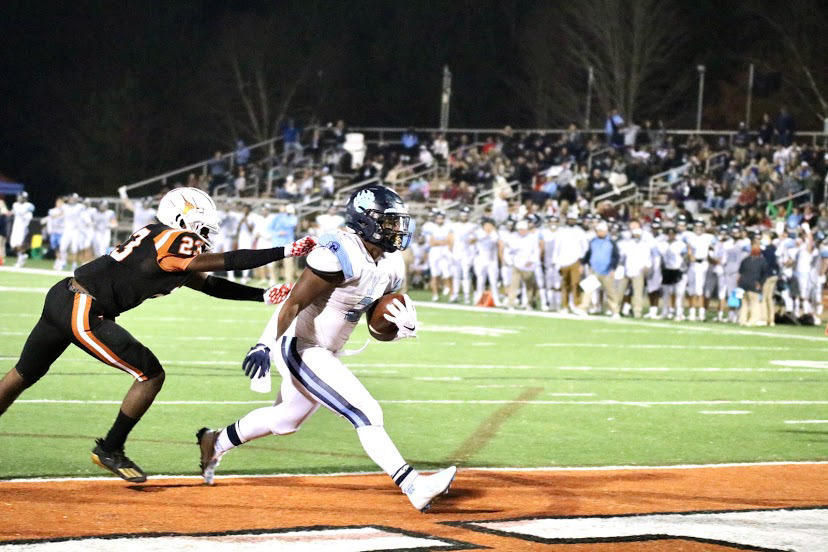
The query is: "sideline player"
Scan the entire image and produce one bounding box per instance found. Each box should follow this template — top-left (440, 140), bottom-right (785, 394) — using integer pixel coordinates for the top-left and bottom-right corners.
top-left (196, 184), bottom-right (457, 512)
top-left (10, 191), bottom-right (34, 267)
top-left (0, 188), bottom-right (315, 483)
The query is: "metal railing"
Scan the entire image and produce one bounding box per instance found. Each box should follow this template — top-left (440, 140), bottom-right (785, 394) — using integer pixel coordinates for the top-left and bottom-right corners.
top-left (647, 162), bottom-right (694, 202)
top-left (587, 146), bottom-right (614, 170)
top-left (704, 151), bottom-right (729, 174)
top-left (590, 183), bottom-right (639, 210)
top-left (771, 189), bottom-right (813, 208)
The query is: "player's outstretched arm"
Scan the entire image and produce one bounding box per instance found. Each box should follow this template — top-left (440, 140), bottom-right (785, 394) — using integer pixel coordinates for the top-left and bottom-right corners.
top-left (185, 272), bottom-right (293, 304)
top-left (185, 236), bottom-right (316, 272)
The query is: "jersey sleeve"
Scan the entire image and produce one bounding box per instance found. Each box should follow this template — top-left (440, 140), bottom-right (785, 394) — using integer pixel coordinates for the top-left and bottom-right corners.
top-left (310, 232), bottom-right (356, 281)
top-left (155, 230), bottom-right (205, 272)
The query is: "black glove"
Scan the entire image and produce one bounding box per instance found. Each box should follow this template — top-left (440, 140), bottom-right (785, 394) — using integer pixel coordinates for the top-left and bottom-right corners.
top-left (243, 343), bottom-right (271, 379)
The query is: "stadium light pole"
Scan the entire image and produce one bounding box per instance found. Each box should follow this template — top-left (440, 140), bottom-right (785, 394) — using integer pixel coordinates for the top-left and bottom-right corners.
top-left (745, 63), bottom-right (754, 129)
top-left (584, 66), bottom-right (594, 130)
top-left (440, 65), bottom-right (452, 130)
top-left (695, 64), bottom-right (706, 133)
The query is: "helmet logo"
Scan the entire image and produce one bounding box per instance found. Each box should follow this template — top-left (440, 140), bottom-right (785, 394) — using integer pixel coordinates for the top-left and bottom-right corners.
top-left (181, 198), bottom-right (196, 215)
top-left (353, 189), bottom-right (375, 212)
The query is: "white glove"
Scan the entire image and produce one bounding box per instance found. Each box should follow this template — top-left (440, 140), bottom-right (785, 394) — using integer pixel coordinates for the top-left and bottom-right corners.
top-left (383, 294), bottom-right (418, 340)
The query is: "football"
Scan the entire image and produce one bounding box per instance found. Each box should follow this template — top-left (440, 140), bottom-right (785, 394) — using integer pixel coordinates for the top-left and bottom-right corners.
top-left (367, 293), bottom-right (404, 341)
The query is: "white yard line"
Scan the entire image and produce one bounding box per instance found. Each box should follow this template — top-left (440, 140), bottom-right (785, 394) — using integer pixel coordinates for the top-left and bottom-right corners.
top-left (415, 301), bottom-right (828, 342)
top-left (538, 343), bottom-right (828, 351)
top-left (784, 420), bottom-right (828, 424)
top-left (699, 410), bottom-right (752, 415)
top-left (0, 286), bottom-right (50, 293)
top-left (0, 266), bottom-right (72, 277)
top-left (1, 461), bottom-right (826, 484)
top-left (12, 398), bottom-right (828, 406)
top-left (557, 366), bottom-right (828, 373)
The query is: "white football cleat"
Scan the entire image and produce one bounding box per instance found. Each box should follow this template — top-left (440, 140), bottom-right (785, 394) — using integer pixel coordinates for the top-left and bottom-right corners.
top-left (404, 466), bottom-right (457, 512)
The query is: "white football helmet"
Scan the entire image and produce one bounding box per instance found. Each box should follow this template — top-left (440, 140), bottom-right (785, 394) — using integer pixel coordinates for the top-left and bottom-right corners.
top-left (156, 188), bottom-right (221, 249)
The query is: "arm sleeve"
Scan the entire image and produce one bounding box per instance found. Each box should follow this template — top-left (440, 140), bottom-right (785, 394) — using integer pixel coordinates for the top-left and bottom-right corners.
top-left (200, 275), bottom-right (264, 301)
top-left (222, 247), bottom-right (286, 271)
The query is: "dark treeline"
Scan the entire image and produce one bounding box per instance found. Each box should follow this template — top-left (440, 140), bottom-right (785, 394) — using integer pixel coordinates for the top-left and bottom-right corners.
top-left (0, 0), bottom-right (825, 206)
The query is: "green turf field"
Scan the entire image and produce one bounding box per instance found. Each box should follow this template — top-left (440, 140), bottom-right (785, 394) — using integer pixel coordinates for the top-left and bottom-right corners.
top-left (1, 263), bottom-right (827, 480)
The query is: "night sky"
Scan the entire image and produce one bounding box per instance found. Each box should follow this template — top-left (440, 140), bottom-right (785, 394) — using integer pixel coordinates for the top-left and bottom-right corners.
top-left (1, 0), bottom-right (825, 209)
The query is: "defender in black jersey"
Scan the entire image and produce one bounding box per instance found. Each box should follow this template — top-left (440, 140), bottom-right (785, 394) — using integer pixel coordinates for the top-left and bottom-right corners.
top-left (0, 188), bottom-right (315, 482)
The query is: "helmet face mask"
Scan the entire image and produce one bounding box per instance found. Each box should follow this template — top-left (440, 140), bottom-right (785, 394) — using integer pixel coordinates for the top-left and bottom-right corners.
top-left (345, 185), bottom-right (412, 253)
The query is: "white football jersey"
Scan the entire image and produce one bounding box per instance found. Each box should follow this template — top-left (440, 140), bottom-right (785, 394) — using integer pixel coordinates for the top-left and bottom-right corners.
top-left (686, 232), bottom-right (716, 261)
top-left (540, 228), bottom-right (558, 266)
top-left (91, 209), bottom-right (115, 233)
top-left (724, 238), bottom-right (750, 274)
top-left (291, 230), bottom-right (404, 353)
top-left (451, 221), bottom-right (476, 258)
top-left (12, 201), bottom-right (34, 226)
top-left (474, 227), bottom-right (499, 264)
top-left (46, 207), bottom-right (64, 234)
top-left (61, 203), bottom-right (86, 233)
top-left (511, 232), bottom-right (541, 271)
top-left (661, 239), bottom-right (687, 270)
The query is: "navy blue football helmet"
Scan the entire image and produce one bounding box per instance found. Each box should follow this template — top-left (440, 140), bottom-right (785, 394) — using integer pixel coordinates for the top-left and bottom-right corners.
top-left (345, 184), bottom-right (412, 252)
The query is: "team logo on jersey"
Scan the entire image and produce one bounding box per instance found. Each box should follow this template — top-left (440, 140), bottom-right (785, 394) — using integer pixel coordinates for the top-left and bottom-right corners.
top-left (326, 241), bottom-right (340, 253)
top-left (353, 189), bottom-right (375, 212)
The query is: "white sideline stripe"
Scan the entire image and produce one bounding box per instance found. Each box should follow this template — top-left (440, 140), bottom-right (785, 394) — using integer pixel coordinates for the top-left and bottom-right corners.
top-left (784, 420), bottom-right (828, 424)
top-left (2, 461), bottom-right (827, 484)
top-left (1, 357), bottom-right (827, 374)
top-left (415, 301), bottom-right (828, 342)
top-left (558, 366), bottom-right (828, 373)
top-left (699, 410), bottom-right (752, 415)
top-left (538, 343), bottom-right (828, 351)
top-left (0, 266), bottom-right (72, 277)
top-left (0, 286), bottom-right (50, 293)
top-left (13, 398), bottom-right (828, 406)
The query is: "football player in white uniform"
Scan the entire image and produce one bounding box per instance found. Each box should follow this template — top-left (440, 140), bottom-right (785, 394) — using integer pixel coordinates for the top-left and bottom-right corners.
top-left (644, 220), bottom-right (664, 318)
top-left (660, 226), bottom-right (689, 320)
top-left (539, 216), bottom-right (561, 311)
top-left (10, 192), bottom-right (35, 267)
top-left (450, 206), bottom-right (476, 304)
top-left (685, 221), bottom-right (716, 321)
top-left (196, 185), bottom-right (457, 512)
top-left (56, 193), bottom-right (86, 271)
top-left (44, 198), bottom-right (65, 265)
top-left (709, 225), bottom-right (729, 322)
top-left (427, 210), bottom-right (453, 301)
top-left (723, 226), bottom-right (751, 322)
top-left (90, 201), bottom-right (117, 257)
top-left (472, 216), bottom-right (501, 305)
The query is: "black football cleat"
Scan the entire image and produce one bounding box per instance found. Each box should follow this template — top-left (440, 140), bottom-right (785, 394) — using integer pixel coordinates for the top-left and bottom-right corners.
top-left (91, 438), bottom-right (147, 483)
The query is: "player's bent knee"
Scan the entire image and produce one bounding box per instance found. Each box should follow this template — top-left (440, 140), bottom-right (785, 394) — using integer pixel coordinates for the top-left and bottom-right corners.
top-left (355, 399), bottom-right (383, 427)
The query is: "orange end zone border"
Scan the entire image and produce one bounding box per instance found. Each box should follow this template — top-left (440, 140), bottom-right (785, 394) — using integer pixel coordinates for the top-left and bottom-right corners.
top-left (0, 463), bottom-right (826, 551)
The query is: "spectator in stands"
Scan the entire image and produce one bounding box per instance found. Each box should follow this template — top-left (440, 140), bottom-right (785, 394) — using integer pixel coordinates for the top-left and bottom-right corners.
top-left (233, 167), bottom-right (247, 196)
top-left (208, 151), bottom-right (226, 194)
top-left (235, 139), bottom-right (250, 167)
top-left (316, 204), bottom-right (344, 234)
top-left (431, 133), bottom-right (449, 163)
top-left (733, 122), bottom-right (749, 163)
top-left (282, 118), bottom-right (302, 160)
top-left (605, 108), bottom-right (625, 148)
top-left (401, 128), bottom-right (419, 160)
top-left (776, 107), bottom-right (795, 147)
top-left (758, 113), bottom-right (775, 145)
top-left (319, 167), bottom-right (335, 198)
top-left (586, 168), bottom-right (611, 200)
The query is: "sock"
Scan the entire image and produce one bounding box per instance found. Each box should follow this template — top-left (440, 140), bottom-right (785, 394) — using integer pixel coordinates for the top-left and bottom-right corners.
top-left (648, 306), bottom-right (657, 316)
top-left (215, 420), bottom-right (247, 455)
top-left (101, 410), bottom-right (139, 451)
top-left (356, 425), bottom-right (417, 490)
top-left (699, 307), bottom-right (706, 319)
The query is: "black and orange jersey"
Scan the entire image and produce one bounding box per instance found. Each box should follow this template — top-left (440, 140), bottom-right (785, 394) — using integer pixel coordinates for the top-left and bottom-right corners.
top-left (74, 223), bottom-right (206, 317)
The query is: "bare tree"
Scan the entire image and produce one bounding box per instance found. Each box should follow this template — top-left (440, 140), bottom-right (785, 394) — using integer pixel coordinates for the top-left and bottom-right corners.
top-left (204, 5), bottom-right (343, 146)
top-left (748, 0), bottom-right (827, 122)
top-left (509, 0), bottom-right (690, 127)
